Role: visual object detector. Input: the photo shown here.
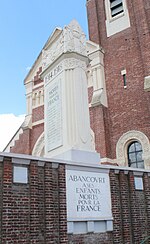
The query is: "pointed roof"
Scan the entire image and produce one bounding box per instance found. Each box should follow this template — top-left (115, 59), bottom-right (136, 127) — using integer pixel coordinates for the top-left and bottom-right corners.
top-left (24, 19), bottom-right (87, 84)
top-left (24, 27), bottom-right (62, 84)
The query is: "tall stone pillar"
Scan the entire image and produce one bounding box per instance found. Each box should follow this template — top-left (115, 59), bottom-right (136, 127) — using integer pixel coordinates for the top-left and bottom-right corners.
top-left (41, 20), bottom-right (100, 163)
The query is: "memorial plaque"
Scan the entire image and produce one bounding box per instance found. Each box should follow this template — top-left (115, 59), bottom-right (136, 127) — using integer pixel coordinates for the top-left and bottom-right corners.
top-left (46, 78), bottom-right (62, 152)
top-left (66, 169), bottom-right (112, 220)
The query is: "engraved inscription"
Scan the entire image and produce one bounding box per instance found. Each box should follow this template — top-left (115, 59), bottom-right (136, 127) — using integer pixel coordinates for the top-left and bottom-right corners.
top-left (45, 63), bottom-right (63, 84)
top-left (46, 79), bottom-right (62, 151)
top-left (66, 170), bottom-right (112, 220)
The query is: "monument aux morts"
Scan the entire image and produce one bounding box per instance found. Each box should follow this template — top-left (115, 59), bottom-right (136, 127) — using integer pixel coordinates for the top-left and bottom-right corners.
top-left (1, 0), bottom-right (150, 241)
top-left (41, 20), bottom-right (100, 163)
top-left (5, 0), bottom-right (150, 169)
top-left (6, 20), bottom-right (106, 164)
top-left (4, 20), bottom-right (113, 236)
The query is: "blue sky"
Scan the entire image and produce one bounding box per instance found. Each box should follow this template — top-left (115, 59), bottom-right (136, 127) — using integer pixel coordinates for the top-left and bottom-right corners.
top-left (0, 0), bottom-right (88, 151)
top-left (0, 0), bottom-right (88, 116)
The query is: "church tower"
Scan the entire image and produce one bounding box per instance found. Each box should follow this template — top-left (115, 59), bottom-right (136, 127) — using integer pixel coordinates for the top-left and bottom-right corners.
top-left (86, 0), bottom-right (150, 168)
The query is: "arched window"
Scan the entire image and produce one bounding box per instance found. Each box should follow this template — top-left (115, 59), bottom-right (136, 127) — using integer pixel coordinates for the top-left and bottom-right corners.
top-left (128, 141), bottom-right (144, 169)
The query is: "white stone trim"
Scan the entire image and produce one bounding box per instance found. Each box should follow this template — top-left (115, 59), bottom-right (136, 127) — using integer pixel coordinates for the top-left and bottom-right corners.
top-left (1, 151), bottom-right (150, 174)
top-left (42, 20), bottom-right (87, 70)
top-left (32, 132), bottom-right (44, 157)
top-left (86, 40), bottom-right (108, 107)
top-left (116, 130), bottom-right (150, 169)
top-left (105, 0), bottom-right (130, 37)
top-left (25, 80), bottom-right (33, 116)
top-left (32, 119), bottom-right (44, 127)
top-left (101, 157), bottom-right (118, 164)
top-left (67, 220), bottom-right (113, 234)
top-left (144, 75), bottom-right (150, 91)
top-left (32, 87), bottom-right (44, 108)
top-left (22, 115), bottom-right (32, 129)
top-left (33, 82), bottom-right (44, 90)
top-left (12, 157), bottom-right (30, 165)
top-left (121, 69), bottom-right (126, 75)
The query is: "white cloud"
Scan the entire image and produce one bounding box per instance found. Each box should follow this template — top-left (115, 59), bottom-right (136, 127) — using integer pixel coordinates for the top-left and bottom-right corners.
top-left (0, 114), bottom-right (25, 151)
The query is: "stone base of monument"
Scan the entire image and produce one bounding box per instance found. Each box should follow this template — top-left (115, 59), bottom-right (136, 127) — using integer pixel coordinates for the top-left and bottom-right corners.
top-left (52, 149), bottom-right (100, 164)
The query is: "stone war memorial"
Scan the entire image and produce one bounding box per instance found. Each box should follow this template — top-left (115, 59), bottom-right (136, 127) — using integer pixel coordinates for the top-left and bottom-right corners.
top-left (42, 20), bottom-right (100, 163)
top-left (1, 1), bottom-right (150, 243)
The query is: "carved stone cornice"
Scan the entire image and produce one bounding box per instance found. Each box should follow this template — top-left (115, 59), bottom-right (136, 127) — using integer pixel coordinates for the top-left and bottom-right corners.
top-left (42, 20), bottom-right (87, 70)
top-left (63, 58), bottom-right (87, 70)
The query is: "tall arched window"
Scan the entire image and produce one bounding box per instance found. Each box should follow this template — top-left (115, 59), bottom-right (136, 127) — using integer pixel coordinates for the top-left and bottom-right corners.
top-left (128, 141), bottom-right (144, 169)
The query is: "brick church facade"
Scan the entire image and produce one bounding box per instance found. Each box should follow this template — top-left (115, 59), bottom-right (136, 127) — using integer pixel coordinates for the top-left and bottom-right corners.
top-left (5, 0), bottom-right (150, 169)
top-left (1, 1), bottom-right (150, 243)
top-left (86, 0), bottom-right (150, 168)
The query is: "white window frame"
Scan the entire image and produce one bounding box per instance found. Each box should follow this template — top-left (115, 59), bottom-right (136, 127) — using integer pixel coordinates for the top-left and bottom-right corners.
top-left (116, 130), bottom-right (150, 170)
top-left (105, 0), bottom-right (130, 36)
top-left (106, 0), bottom-right (127, 22)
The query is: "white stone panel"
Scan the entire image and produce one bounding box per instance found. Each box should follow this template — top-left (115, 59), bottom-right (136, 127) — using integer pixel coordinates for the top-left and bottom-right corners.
top-left (45, 77), bottom-right (63, 152)
top-left (66, 169), bottom-right (112, 221)
top-left (13, 166), bottom-right (28, 184)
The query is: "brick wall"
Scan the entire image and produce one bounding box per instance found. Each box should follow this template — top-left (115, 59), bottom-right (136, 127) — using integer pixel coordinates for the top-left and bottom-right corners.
top-left (10, 128), bottom-right (31, 155)
top-left (89, 105), bottom-right (111, 158)
top-left (68, 232), bottom-right (113, 244)
top-left (10, 123), bottom-right (44, 156)
top-left (109, 170), bottom-right (150, 243)
top-left (69, 169), bottom-right (150, 244)
top-left (0, 152), bottom-right (150, 243)
top-left (30, 123), bottom-right (44, 152)
top-left (33, 67), bottom-right (43, 86)
top-left (87, 0), bottom-right (150, 159)
top-left (0, 154), bottom-right (67, 244)
top-left (32, 105), bottom-right (44, 123)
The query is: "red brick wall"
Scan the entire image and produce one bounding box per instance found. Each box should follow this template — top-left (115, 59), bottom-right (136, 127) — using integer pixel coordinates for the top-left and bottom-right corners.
top-left (87, 0), bottom-right (150, 159)
top-left (69, 168), bottom-right (150, 243)
top-left (68, 232), bottom-right (113, 243)
top-left (10, 124), bottom-right (44, 156)
top-left (32, 105), bottom-right (44, 123)
top-left (10, 129), bottom-right (31, 155)
top-left (0, 154), bottom-right (150, 243)
top-left (34, 67), bottom-right (43, 86)
top-left (30, 123), bottom-right (44, 152)
top-left (1, 155), bottom-right (67, 243)
top-left (89, 105), bottom-right (111, 158)
top-left (110, 170), bottom-right (150, 243)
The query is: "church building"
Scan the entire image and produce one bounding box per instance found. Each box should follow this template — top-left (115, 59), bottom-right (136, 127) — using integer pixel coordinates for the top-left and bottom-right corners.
top-left (5, 0), bottom-right (150, 169)
top-left (1, 1), bottom-right (150, 243)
